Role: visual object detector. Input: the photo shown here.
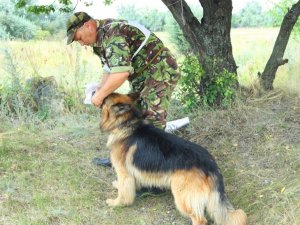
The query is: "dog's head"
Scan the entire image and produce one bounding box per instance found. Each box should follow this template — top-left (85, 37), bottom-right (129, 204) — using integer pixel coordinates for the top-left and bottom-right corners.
top-left (100, 93), bottom-right (140, 132)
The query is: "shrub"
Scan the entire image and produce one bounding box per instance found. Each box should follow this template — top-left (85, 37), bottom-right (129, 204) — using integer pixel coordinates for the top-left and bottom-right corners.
top-left (177, 55), bottom-right (237, 111)
top-left (0, 12), bottom-right (37, 40)
top-left (0, 26), bottom-right (10, 39)
top-left (201, 68), bottom-right (237, 108)
top-left (35, 29), bottom-right (51, 40)
top-left (176, 55), bottom-right (203, 111)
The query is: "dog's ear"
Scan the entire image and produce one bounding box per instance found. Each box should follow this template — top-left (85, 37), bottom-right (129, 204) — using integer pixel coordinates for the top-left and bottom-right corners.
top-left (128, 92), bottom-right (140, 101)
top-left (112, 103), bottom-right (132, 116)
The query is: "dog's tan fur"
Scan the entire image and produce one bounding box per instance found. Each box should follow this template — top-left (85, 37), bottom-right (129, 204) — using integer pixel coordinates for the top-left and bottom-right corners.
top-left (100, 93), bottom-right (247, 225)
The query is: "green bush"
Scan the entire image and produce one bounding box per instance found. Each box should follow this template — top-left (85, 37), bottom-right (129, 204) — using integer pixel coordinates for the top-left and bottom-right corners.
top-left (0, 26), bottom-right (9, 39)
top-left (35, 29), bottom-right (51, 40)
top-left (201, 69), bottom-right (237, 108)
top-left (177, 55), bottom-right (237, 111)
top-left (0, 11), bottom-right (37, 40)
top-left (176, 55), bottom-right (203, 111)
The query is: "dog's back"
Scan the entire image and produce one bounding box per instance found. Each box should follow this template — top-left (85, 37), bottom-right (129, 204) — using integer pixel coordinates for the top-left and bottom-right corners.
top-left (125, 123), bottom-right (246, 225)
top-left (126, 123), bottom-right (224, 190)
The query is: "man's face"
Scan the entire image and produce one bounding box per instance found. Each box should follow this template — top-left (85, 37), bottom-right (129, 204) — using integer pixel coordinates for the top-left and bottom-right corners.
top-left (74, 21), bottom-right (97, 46)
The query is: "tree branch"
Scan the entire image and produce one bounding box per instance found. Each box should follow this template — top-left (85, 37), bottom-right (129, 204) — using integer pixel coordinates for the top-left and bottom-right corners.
top-left (277, 58), bottom-right (288, 66)
top-left (260, 0), bottom-right (300, 90)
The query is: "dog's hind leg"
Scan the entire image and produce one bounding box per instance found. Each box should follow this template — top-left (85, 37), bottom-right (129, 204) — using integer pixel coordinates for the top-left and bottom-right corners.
top-left (191, 216), bottom-right (207, 225)
top-left (171, 169), bottom-right (210, 225)
top-left (171, 187), bottom-right (207, 225)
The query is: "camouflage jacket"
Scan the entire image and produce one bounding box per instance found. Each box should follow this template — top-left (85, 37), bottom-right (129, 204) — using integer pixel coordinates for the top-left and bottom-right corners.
top-left (92, 19), bottom-right (166, 80)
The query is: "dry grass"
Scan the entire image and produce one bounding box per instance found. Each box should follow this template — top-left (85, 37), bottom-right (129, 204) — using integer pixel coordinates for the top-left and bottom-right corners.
top-left (183, 91), bottom-right (300, 225)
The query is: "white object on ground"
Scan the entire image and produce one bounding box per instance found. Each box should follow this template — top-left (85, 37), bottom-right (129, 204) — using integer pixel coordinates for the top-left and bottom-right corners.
top-left (84, 82), bottom-right (100, 105)
top-left (165, 117), bottom-right (190, 133)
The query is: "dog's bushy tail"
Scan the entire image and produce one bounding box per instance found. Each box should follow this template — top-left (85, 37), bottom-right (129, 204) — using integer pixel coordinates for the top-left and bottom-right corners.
top-left (206, 176), bottom-right (247, 225)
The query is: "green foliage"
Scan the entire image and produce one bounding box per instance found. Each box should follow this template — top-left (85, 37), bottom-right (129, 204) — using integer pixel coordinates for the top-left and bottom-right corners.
top-left (177, 55), bottom-right (237, 111)
top-left (27, 5), bottom-right (55, 14)
top-left (35, 29), bottom-right (51, 40)
top-left (35, 12), bottom-right (70, 36)
top-left (15, 0), bottom-right (26, 8)
top-left (58, 0), bottom-right (72, 4)
top-left (232, 0), bottom-right (274, 28)
top-left (269, 0), bottom-right (295, 26)
top-left (104, 0), bottom-right (114, 4)
top-left (176, 55), bottom-right (203, 111)
top-left (0, 26), bottom-right (10, 40)
top-left (0, 12), bottom-right (37, 40)
top-left (117, 5), bottom-right (167, 31)
top-left (16, 0), bottom-right (73, 14)
top-left (1, 0), bottom-right (70, 40)
top-left (201, 68), bottom-right (237, 108)
top-left (164, 15), bottom-right (191, 53)
top-left (268, 0), bottom-right (300, 37)
top-left (1, 0), bottom-right (16, 13)
top-left (0, 0), bottom-right (37, 40)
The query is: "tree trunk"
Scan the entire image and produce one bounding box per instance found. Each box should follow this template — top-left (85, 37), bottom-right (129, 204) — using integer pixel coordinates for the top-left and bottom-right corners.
top-left (259, 0), bottom-right (300, 90)
top-left (161, 0), bottom-right (237, 105)
top-left (161, 0), bottom-right (237, 77)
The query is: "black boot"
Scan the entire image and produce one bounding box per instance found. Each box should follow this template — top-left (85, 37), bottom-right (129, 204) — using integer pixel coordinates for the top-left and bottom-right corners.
top-left (92, 157), bottom-right (112, 167)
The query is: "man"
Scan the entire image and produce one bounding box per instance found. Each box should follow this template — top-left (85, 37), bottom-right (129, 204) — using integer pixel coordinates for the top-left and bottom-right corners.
top-left (66, 12), bottom-right (181, 169)
top-left (67, 11), bottom-right (180, 126)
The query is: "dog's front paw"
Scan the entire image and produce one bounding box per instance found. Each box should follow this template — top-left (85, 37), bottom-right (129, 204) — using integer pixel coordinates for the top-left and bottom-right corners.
top-left (112, 180), bottom-right (118, 189)
top-left (106, 198), bottom-right (121, 207)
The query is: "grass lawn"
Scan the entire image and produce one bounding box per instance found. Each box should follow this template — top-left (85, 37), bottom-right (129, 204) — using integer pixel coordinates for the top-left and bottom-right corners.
top-left (1, 91), bottom-right (300, 225)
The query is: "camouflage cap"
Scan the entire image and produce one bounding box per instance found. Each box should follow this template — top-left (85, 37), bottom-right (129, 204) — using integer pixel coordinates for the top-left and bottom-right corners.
top-left (66, 12), bottom-right (92, 44)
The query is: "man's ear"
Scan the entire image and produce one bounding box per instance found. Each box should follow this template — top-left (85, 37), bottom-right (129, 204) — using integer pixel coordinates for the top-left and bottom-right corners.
top-left (112, 103), bottom-right (132, 116)
top-left (128, 92), bottom-right (140, 101)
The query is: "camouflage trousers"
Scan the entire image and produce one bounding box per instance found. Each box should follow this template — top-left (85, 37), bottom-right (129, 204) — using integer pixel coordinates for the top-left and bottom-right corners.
top-left (130, 48), bottom-right (180, 129)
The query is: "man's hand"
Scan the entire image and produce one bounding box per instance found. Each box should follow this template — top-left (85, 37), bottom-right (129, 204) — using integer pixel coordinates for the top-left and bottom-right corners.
top-left (84, 82), bottom-right (100, 105)
top-left (91, 91), bottom-right (104, 107)
top-left (91, 72), bottom-right (130, 108)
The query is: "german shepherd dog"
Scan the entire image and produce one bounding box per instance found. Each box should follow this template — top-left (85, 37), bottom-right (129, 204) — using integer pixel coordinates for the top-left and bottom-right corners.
top-left (100, 93), bottom-right (247, 225)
